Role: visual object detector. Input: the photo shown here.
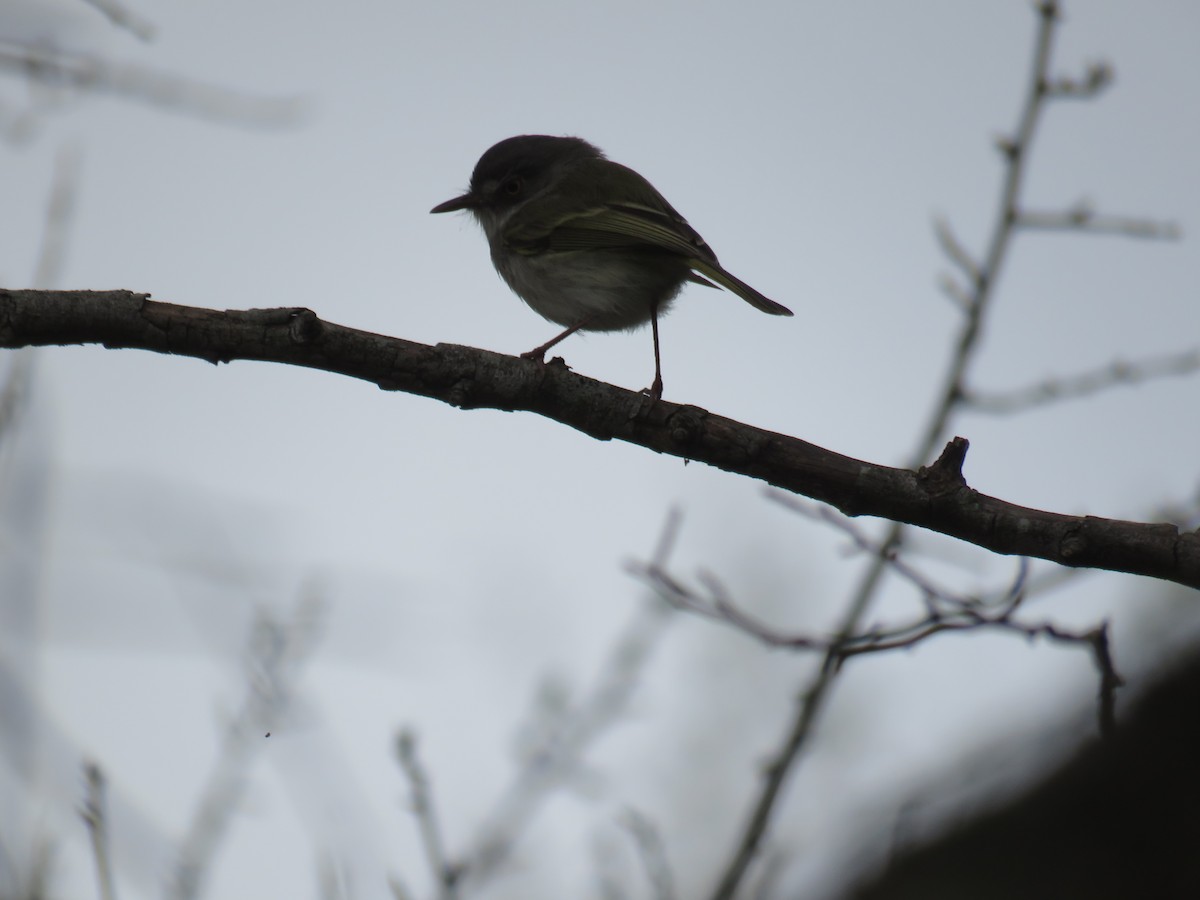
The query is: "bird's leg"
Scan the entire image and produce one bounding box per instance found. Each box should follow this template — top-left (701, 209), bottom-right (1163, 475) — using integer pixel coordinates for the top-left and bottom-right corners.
top-left (521, 321), bottom-right (587, 361)
top-left (644, 304), bottom-right (664, 400)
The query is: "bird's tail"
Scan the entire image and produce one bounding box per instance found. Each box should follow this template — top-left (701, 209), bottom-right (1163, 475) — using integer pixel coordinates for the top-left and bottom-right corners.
top-left (690, 260), bottom-right (793, 316)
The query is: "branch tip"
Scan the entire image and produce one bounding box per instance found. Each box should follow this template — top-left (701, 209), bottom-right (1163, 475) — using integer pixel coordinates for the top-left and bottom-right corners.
top-left (920, 437), bottom-right (969, 488)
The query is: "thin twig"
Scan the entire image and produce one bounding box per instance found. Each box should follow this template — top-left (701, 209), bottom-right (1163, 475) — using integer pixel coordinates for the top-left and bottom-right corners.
top-left (81, 762), bottom-right (118, 900)
top-left (79, 0), bottom-right (157, 42)
top-left (707, 6), bottom-right (1084, 896)
top-left (1016, 203), bottom-right (1180, 240)
top-left (1044, 60), bottom-right (1113, 97)
top-left (454, 509), bottom-right (683, 889)
top-left (963, 347), bottom-right (1200, 413)
top-left (170, 593), bottom-right (325, 900)
top-left (33, 141), bottom-right (83, 289)
top-left (0, 40), bottom-right (305, 127)
top-left (316, 854), bottom-right (352, 900)
top-left (395, 729), bottom-right (460, 899)
top-left (768, 499), bottom-right (1121, 733)
top-left (937, 273), bottom-right (974, 311)
top-left (635, 536), bottom-right (1120, 734)
top-left (621, 808), bottom-right (677, 900)
top-left (933, 216), bottom-right (981, 283)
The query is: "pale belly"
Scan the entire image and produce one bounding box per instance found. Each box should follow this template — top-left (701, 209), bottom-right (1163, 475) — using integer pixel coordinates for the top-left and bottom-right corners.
top-left (493, 249), bottom-right (690, 332)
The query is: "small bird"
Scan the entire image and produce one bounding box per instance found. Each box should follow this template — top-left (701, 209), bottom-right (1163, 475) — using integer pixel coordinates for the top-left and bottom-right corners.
top-left (431, 135), bottom-right (792, 399)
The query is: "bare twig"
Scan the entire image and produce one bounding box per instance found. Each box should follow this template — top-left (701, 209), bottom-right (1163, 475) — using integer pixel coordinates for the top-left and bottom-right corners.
top-left (626, 558), bottom-right (819, 650)
top-left (766, 495), bottom-right (995, 610)
top-left (0, 349), bottom-right (34, 446)
top-left (937, 273), bottom-right (974, 311)
top-left (81, 762), bottom-right (118, 900)
top-left (388, 874), bottom-right (416, 900)
top-left (933, 216), bottom-right (981, 284)
top-left (621, 808), bottom-right (677, 900)
top-left (79, 0), bottom-right (157, 42)
top-left (33, 141), bottom-right (84, 289)
top-left (395, 729), bottom-right (460, 899)
top-left (634, 515), bottom-right (1120, 734)
top-left (705, 6), bottom-right (1140, 896)
top-left (962, 347), bottom-right (1200, 413)
top-left (1044, 60), bottom-right (1113, 97)
top-left (316, 854), bottom-right (353, 900)
top-left (0, 40), bottom-right (305, 127)
top-left (170, 593), bottom-right (325, 900)
top-left (1016, 202), bottom-right (1180, 240)
top-left (776, 500), bottom-right (1123, 736)
top-left (453, 510), bottom-right (683, 888)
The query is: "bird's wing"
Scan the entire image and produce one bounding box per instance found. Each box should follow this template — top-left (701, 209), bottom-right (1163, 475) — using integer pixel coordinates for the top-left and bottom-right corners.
top-left (501, 160), bottom-right (719, 263)
top-left (502, 159), bottom-right (793, 317)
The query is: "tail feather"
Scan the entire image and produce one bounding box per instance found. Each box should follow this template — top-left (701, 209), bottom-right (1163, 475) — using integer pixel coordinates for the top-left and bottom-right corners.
top-left (690, 259), bottom-right (793, 316)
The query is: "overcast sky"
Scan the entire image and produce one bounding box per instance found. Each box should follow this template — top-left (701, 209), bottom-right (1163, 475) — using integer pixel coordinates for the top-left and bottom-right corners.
top-left (2, 2), bottom-right (1199, 898)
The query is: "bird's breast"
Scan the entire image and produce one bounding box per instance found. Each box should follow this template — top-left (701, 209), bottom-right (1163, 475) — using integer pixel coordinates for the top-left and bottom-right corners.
top-left (489, 247), bottom-right (690, 332)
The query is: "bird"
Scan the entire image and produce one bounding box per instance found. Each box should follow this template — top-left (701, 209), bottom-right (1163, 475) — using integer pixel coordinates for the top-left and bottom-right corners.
top-left (430, 135), bottom-right (792, 399)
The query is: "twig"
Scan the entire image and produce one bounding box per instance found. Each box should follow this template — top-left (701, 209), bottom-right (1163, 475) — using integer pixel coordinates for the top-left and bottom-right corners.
top-left (933, 216), bottom-right (981, 284)
top-left (768, 495), bottom-right (991, 609)
top-left (771, 498), bottom-right (1121, 734)
top-left (706, 6), bottom-right (1106, 896)
top-left (591, 828), bottom-right (628, 900)
top-left (621, 808), bottom-right (677, 900)
top-left (81, 762), bottom-right (118, 900)
top-left (170, 593), bottom-right (325, 900)
top-left (626, 559), bottom-right (819, 650)
top-left (634, 526), bottom-right (1120, 733)
top-left (1044, 60), bottom-right (1113, 97)
top-left (962, 347), bottom-right (1200, 414)
top-left (0, 349), bottom-right (34, 445)
top-left (1016, 205), bottom-right (1180, 240)
top-left (388, 875), bottom-right (416, 900)
top-left (454, 509), bottom-right (683, 888)
top-left (316, 854), bottom-right (352, 900)
top-left (0, 40), bottom-right (305, 127)
top-left (937, 273), bottom-right (974, 311)
top-left (79, 0), bottom-right (157, 41)
top-left (33, 141), bottom-right (83, 289)
top-left (394, 729), bottom-right (460, 899)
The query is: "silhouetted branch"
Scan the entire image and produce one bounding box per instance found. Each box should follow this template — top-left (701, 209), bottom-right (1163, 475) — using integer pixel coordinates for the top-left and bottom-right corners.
top-left (704, 4), bottom-right (1155, 896)
top-left (632, 503), bottom-right (1122, 736)
top-left (2, 290), bottom-right (1196, 590)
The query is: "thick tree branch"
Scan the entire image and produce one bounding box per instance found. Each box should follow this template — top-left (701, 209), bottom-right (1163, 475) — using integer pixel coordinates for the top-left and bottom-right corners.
top-left (3, 288), bottom-right (1197, 590)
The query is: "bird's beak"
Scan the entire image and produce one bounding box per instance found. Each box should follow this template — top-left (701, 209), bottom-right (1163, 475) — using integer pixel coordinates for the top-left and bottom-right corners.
top-left (430, 192), bottom-right (478, 214)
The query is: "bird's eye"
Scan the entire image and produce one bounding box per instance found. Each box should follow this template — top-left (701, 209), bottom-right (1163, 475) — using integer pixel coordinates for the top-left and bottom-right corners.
top-left (502, 177), bottom-right (523, 196)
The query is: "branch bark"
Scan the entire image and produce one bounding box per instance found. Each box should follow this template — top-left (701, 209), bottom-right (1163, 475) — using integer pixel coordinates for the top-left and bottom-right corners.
top-left (4, 288), bottom-right (1198, 590)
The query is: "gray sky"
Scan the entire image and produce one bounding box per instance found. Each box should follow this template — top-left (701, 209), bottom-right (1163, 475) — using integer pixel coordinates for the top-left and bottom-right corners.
top-left (2, 1), bottom-right (1200, 897)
